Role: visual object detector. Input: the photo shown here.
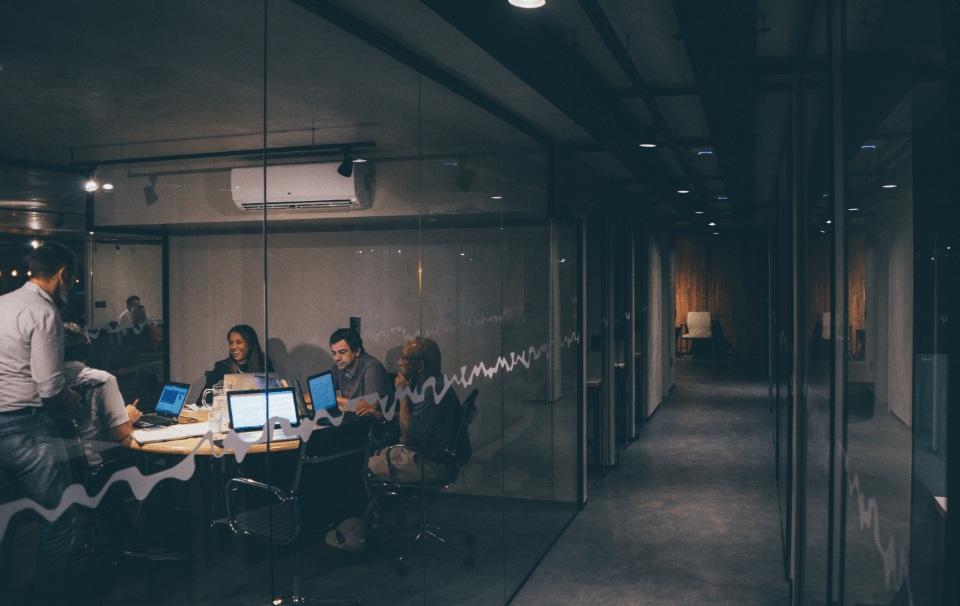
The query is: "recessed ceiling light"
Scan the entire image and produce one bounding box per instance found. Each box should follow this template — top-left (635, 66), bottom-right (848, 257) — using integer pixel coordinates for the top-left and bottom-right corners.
top-left (848, 208), bottom-right (859, 211)
top-left (678, 189), bottom-right (690, 194)
top-left (491, 196), bottom-right (502, 200)
top-left (351, 158), bottom-right (367, 163)
top-left (101, 183), bottom-right (114, 190)
top-left (861, 144), bottom-right (876, 149)
top-left (717, 196), bottom-right (727, 200)
top-left (31, 240), bottom-right (40, 248)
top-left (709, 222), bottom-right (716, 226)
top-left (821, 230), bottom-right (826, 233)
top-left (509, 0), bottom-right (546, 8)
top-left (826, 220), bottom-right (832, 224)
top-left (713, 232), bottom-right (719, 235)
top-left (882, 184), bottom-right (897, 188)
top-left (695, 211), bottom-right (704, 214)
top-left (698, 151), bottom-right (713, 155)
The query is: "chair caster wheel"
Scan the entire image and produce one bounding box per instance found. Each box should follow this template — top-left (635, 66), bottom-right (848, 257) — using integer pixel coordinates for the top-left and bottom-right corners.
top-left (463, 555), bottom-right (475, 567)
top-left (465, 534), bottom-right (476, 545)
top-left (397, 562), bottom-right (410, 576)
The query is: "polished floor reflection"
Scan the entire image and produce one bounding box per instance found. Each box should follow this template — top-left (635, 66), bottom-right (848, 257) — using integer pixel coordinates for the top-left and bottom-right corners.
top-left (512, 357), bottom-right (789, 606)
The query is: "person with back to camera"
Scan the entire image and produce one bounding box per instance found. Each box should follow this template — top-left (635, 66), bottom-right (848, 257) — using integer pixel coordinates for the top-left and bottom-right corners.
top-left (0, 242), bottom-right (81, 606)
top-left (126, 305), bottom-right (163, 353)
top-left (117, 295), bottom-right (139, 329)
top-left (62, 322), bottom-right (143, 467)
top-left (328, 327), bottom-right (390, 419)
top-left (196, 324), bottom-right (274, 406)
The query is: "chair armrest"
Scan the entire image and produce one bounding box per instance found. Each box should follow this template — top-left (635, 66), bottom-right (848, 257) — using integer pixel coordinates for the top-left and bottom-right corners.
top-left (225, 477), bottom-right (295, 540)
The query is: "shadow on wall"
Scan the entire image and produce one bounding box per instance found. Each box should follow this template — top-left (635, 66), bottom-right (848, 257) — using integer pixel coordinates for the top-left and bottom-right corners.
top-left (267, 338), bottom-right (332, 383)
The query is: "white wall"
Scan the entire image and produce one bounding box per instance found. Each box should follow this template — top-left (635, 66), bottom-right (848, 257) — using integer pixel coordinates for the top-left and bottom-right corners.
top-left (89, 242), bottom-right (163, 325)
top-left (864, 197), bottom-right (913, 425)
top-left (647, 222), bottom-right (663, 418)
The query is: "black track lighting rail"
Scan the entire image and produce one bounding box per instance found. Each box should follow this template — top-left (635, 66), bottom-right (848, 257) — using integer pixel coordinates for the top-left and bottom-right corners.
top-left (70, 142), bottom-right (377, 169)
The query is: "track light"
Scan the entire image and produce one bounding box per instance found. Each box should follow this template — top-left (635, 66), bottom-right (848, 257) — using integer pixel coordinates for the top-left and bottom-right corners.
top-left (84, 176), bottom-right (99, 192)
top-left (54, 213), bottom-right (65, 228)
top-left (337, 151), bottom-right (354, 177)
top-left (115, 243), bottom-right (121, 250)
top-left (639, 125), bottom-right (658, 148)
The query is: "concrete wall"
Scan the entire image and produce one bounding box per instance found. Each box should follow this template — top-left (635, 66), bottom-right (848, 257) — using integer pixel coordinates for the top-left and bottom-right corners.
top-left (864, 197), bottom-right (913, 425)
top-left (88, 242), bottom-right (163, 325)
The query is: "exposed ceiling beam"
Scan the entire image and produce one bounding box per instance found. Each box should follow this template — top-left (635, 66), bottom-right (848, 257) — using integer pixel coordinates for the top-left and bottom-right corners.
top-left (419, 0), bottom-right (694, 216)
top-left (673, 0), bottom-right (757, 227)
top-left (0, 157), bottom-right (87, 175)
top-left (291, 0), bottom-right (554, 148)
top-left (576, 0), bottom-right (708, 214)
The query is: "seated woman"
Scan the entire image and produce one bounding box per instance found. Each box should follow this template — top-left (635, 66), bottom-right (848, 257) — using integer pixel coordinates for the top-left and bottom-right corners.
top-left (196, 324), bottom-right (274, 406)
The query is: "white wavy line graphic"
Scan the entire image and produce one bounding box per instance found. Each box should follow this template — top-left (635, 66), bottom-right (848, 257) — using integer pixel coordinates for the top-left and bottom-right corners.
top-left (363, 315), bottom-right (504, 344)
top-left (0, 330), bottom-right (580, 540)
top-left (807, 406), bottom-right (914, 604)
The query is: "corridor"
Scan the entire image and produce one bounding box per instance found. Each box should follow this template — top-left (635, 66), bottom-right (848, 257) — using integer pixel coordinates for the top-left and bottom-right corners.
top-left (512, 358), bottom-right (790, 606)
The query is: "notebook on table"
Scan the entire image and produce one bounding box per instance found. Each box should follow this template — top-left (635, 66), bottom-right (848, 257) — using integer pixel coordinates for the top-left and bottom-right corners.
top-left (134, 381), bottom-right (191, 428)
top-left (226, 387), bottom-right (301, 442)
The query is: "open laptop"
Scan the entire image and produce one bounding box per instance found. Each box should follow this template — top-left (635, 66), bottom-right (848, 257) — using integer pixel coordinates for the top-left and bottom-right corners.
top-left (134, 381), bottom-right (191, 427)
top-left (226, 387), bottom-right (301, 442)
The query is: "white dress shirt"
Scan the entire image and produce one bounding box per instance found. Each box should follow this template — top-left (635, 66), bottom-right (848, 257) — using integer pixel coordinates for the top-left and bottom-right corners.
top-left (0, 282), bottom-right (66, 412)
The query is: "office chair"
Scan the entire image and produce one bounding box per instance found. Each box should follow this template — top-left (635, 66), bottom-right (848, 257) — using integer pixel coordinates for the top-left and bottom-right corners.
top-left (680, 311), bottom-right (714, 358)
top-left (366, 388), bottom-right (479, 575)
top-left (220, 420), bottom-right (372, 605)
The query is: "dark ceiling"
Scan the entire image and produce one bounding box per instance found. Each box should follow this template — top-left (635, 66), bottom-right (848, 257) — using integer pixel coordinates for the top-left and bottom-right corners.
top-left (0, 0), bottom-right (814, 237)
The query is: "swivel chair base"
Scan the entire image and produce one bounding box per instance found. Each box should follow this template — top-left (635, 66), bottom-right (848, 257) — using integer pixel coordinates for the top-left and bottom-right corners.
top-left (389, 503), bottom-right (476, 575)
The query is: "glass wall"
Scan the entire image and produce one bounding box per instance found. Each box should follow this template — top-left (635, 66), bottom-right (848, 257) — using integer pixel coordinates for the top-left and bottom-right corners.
top-left (0, 1), bottom-right (580, 605)
top-left (773, 0), bottom-right (956, 604)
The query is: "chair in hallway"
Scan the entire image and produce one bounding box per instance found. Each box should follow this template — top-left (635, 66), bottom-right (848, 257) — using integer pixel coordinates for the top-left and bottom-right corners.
top-left (680, 311), bottom-right (715, 358)
top-left (366, 388), bottom-right (479, 575)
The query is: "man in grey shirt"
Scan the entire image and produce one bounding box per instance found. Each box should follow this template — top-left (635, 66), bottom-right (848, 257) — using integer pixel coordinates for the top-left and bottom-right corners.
top-left (0, 242), bottom-right (82, 606)
top-left (328, 328), bottom-right (390, 419)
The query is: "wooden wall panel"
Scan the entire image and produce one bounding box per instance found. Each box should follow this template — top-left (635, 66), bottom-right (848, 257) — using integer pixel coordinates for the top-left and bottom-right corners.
top-left (805, 230), bottom-right (866, 345)
top-left (848, 229), bottom-right (866, 331)
top-left (675, 233), bottom-right (769, 355)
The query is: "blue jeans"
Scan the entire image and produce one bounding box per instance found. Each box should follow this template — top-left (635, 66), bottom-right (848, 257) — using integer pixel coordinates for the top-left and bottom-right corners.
top-left (0, 407), bottom-right (76, 606)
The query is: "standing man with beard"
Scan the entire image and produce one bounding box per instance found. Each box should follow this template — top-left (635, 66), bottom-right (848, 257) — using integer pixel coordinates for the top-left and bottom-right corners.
top-left (0, 242), bottom-right (82, 606)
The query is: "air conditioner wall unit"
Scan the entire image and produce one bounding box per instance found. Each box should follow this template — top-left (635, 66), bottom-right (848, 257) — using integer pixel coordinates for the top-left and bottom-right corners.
top-left (231, 162), bottom-right (372, 211)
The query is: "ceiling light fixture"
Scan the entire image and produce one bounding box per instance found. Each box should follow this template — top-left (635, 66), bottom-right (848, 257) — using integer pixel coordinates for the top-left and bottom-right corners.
top-left (639, 125), bottom-right (657, 148)
top-left (84, 177), bottom-right (99, 192)
top-left (491, 196), bottom-right (502, 200)
top-left (337, 150), bottom-right (355, 177)
top-left (861, 144), bottom-right (876, 149)
top-left (826, 220), bottom-right (832, 224)
top-left (11, 270), bottom-right (17, 277)
top-left (31, 240), bottom-right (40, 248)
top-left (708, 222), bottom-right (716, 226)
top-left (509, 0), bottom-right (546, 8)
top-left (695, 211), bottom-right (704, 214)
top-left (101, 183), bottom-right (114, 190)
top-left (351, 158), bottom-right (367, 163)
top-left (54, 214), bottom-right (65, 228)
top-left (697, 150), bottom-right (713, 155)
top-left (717, 196), bottom-right (727, 200)
top-left (678, 189), bottom-right (690, 194)
top-left (848, 208), bottom-right (859, 211)
top-left (115, 243), bottom-right (121, 250)
top-left (882, 184), bottom-right (897, 188)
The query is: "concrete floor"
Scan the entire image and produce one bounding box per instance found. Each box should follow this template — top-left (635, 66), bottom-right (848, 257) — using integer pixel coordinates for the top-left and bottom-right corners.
top-left (511, 357), bottom-right (791, 606)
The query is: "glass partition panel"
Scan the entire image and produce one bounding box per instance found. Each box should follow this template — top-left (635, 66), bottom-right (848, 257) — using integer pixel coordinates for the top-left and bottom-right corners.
top-left (799, 1), bottom-right (833, 603)
top-left (841, 0), bottom-right (939, 603)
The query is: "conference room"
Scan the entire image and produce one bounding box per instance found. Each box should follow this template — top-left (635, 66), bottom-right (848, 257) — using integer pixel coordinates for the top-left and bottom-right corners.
top-left (0, 2), bottom-right (580, 605)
